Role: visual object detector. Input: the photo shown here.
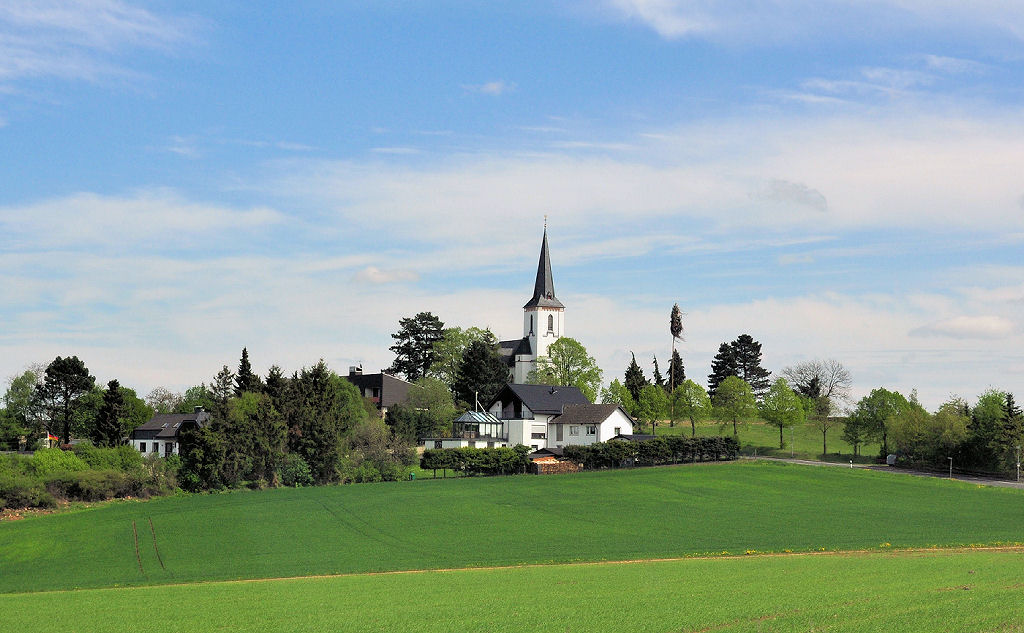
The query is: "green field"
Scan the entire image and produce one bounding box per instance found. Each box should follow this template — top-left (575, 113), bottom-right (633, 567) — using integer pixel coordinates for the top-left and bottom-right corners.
top-left (658, 419), bottom-right (882, 462)
top-left (2, 461), bottom-right (1023, 595)
top-left (2, 549), bottom-right (1023, 632)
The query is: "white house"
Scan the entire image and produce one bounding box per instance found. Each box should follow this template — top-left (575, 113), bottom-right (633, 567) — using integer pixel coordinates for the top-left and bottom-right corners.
top-left (129, 408), bottom-right (210, 457)
top-left (423, 384), bottom-right (633, 452)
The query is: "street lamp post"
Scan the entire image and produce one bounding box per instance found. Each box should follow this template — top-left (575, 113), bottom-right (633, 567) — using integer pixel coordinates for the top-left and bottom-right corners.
top-left (948, 456), bottom-right (953, 479)
top-left (1016, 445), bottom-right (1020, 483)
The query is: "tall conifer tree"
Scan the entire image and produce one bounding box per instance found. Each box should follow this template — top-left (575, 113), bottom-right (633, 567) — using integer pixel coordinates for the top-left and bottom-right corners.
top-left (624, 352), bottom-right (648, 403)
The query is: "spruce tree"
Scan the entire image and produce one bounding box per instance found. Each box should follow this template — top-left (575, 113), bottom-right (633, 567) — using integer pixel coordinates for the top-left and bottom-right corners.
top-left (730, 334), bottom-right (772, 398)
top-left (235, 347), bottom-right (261, 396)
top-left (210, 365), bottom-right (235, 422)
top-left (453, 339), bottom-right (508, 408)
top-left (707, 342), bottom-right (737, 399)
top-left (92, 379), bottom-right (126, 448)
top-left (624, 352), bottom-right (648, 403)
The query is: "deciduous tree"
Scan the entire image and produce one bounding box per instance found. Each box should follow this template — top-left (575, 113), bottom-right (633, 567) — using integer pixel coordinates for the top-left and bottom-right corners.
top-left (712, 375), bottom-right (757, 438)
top-left (759, 378), bottom-right (805, 449)
top-left (600, 379), bottom-right (637, 417)
top-left (671, 379), bottom-right (711, 437)
top-left (530, 337), bottom-right (602, 403)
top-left (636, 383), bottom-right (668, 434)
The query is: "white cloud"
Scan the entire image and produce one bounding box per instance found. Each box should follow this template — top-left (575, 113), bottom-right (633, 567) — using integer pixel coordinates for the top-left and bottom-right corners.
top-left (910, 316), bottom-right (1016, 340)
top-left (0, 0), bottom-right (198, 83)
top-left (352, 266), bottom-right (420, 284)
top-left (464, 80), bottom-right (515, 96)
top-left (0, 190), bottom-right (284, 249)
top-left (598, 0), bottom-right (1024, 41)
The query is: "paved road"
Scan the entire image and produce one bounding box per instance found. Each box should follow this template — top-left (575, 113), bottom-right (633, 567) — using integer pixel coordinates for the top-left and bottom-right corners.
top-left (746, 456), bottom-right (1024, 490)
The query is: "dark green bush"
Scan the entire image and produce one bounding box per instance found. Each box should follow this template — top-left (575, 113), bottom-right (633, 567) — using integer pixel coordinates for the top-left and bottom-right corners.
top-left (279, 454), bottom-right (314, 487)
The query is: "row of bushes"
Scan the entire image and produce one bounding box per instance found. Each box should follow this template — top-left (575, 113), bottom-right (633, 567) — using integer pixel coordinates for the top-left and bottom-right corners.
top-left (420, 446), bottom-right (532, 476)
top-left (563, 436), bottom-right (740, 470)
top-left (0, 446), bottom-right (177, 510)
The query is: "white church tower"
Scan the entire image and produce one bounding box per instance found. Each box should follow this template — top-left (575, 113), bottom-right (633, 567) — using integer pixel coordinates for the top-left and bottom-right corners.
top-left (506, 226), bottom-right (565, 383)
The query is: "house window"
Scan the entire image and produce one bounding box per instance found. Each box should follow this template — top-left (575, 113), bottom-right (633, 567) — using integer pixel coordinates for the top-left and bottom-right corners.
top-left (530, 315), bottom-right (534, 334)
top-left (487, 442), bottom-right (494, 448)
top-left (531, 445), bottom-right (538, 451)
top-left (569, 425), bottom-right (580, 436)
top-left (614, 427), bottom-right (621, 436)
top-left (586, 426), bottom-right (597, 435)
top-left (547, 315), bottom-right (554, 333)
top-left (468, 441), bottom-right (476, 448)
top-left (139, 442), bottom-right (146, 453)
top-left (151, 443), bottom-right (158, 452)
top-left (531, 432), bottom-right (546, 439)
top-left (434, 440), bottom-right (442, 449)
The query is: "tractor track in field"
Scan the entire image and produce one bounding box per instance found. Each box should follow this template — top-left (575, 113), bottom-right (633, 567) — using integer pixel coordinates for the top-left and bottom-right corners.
top-left (10, 545), bottom-right (1024, 596)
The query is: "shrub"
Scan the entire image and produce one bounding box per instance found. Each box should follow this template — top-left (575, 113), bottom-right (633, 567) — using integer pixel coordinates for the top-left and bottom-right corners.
top-left (72, 443), bottom-right (144, 472)
top-left (420, 446), bottom-right (530, 476)
top-left (0, 474), bottom-right (56, 510)
top-left (27, 449), bottom-right (89, 476)
top-left (279, 454), bottom-right (314, 487)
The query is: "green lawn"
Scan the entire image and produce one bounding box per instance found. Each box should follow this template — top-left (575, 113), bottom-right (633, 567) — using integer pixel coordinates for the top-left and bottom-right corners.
top-left (2, 461), bottom-right (1023, 594)
top-left (657, 419), bottom-right (882, 462)
top-left (3, 549), bottom-right (1023, 632)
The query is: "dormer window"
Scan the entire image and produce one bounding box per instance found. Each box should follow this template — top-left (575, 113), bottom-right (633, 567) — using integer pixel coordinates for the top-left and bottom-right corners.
top-left (547, 315), bottom-right (554, 333)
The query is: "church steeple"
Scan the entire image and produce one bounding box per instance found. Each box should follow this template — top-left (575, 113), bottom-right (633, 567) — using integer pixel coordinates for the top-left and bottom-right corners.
top-left (524, 226), bottom-right (564, 309)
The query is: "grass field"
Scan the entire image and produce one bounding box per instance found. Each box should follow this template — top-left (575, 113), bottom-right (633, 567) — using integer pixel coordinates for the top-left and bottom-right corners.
top-left (2, 549), bottom-right (1023, 632)
top-left (2, 461), bottom-right (1023, 595)
top-left (658, 419), bottom-right (882, 462)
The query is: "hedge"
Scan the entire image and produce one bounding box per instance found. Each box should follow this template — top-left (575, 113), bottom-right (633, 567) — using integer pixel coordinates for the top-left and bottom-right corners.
top-left (420, 446), bottom-right (532, 477)
top-left (563, 436), bottom-right (740, 470)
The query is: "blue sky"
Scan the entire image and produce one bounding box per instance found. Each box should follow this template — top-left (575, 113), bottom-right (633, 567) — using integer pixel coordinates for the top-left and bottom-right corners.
top-left (2, 1), bottom-right (1024, 409)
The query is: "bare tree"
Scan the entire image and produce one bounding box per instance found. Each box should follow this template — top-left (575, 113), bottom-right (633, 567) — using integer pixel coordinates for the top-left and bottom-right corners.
top-left (782, 359), bottom-right (851, 455)
top-left (782, 359), bottom-right (851, 411)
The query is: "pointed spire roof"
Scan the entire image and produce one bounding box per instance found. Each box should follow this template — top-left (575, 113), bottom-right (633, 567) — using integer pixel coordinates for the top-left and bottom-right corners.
top-left (524, 227), bottom-right (564, 309)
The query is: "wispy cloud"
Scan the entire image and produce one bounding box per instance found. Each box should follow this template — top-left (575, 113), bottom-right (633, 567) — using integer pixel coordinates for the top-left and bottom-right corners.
top-left (910, 316), bottom-right (1016, 340)
top-left (352, 266), bottom-right (420, 284)
top-left (598, 0), bottom-right (1024, 41)
top-left (463, 80), bottom-right (515, 96)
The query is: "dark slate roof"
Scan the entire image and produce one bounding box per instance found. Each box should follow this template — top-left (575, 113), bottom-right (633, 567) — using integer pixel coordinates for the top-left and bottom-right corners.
top-left (528, 447), bottom-right (565, 459)
top-left (550, 404), bottom-right (630, 425)
top-left (498, 337), bottom-right (533, 366)
top-left (523, 228), bottom-right (565, 309)
top-left (487, 383), bottom-right (591, 415)
top-left (131, 411), bottom-right (210, 440)
top-left (609, 434), bottom-right (656, 442)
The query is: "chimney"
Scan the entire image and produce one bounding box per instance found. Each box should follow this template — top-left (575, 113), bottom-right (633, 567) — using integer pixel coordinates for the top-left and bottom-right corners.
top-left (349, 365), bottom-right (363, 376)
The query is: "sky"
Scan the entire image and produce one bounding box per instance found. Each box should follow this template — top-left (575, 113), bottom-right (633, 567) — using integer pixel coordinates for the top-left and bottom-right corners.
top-left (2, 0), bottom-right (1023, 410)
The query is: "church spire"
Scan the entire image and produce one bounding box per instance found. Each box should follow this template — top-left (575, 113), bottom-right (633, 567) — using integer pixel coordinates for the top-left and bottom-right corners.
top-left (524, 225), bottom-right (565, 309)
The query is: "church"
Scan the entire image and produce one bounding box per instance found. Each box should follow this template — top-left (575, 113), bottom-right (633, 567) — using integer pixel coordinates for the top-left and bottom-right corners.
top-left (498, 226), bottom-right (565, 383)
